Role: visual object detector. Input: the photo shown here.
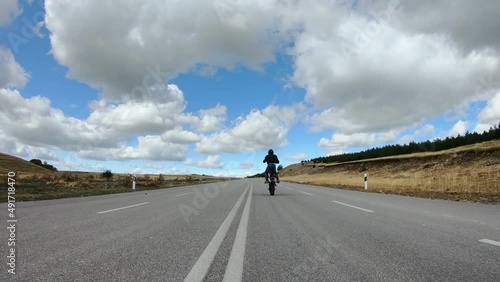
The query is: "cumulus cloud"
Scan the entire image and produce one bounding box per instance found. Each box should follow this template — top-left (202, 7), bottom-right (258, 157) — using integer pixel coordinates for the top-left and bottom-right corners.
top-left (299, 23), bottom-right (499, 133)
top-left (79, 136), bottom-right (187, 161)
top-left (195, 105), bottom-right (298, 154)
top-left (398, 124), bottom-right (436, 145)
top-left (44, 0), bottom-right (279, 101)
top-left (178, 104), bottom-right (227, 133)
top-left (0, 0), bottom-right (22, 26)
top-left (318, 130), bottom-right (401, 156)
top-left (87, 84), bottom-right (185, 135)
top-left (0, 87), bottom-right (199, 161)
top-left (285, 153), bottom-right (308, 161)
top-left (161, 127), bottom-right (201, 144)
top-left (0, 47), bottom-right (30, 88)
top-left (448, 120), bottom-right (470, 137)
top-left (475, 93), bottom-right (500, 132)
top-left (394, 0), bottom-right (500, 53)
top-left (184, 155), bottom-right (224, 169)
top-left (0, 89), bottom-right (119, 151)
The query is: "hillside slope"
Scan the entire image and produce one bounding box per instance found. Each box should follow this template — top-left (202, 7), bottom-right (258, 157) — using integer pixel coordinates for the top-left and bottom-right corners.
top-left (281, 140), bottom-right (500, 202)
top-left (0, 152), bottom-right (54, 175)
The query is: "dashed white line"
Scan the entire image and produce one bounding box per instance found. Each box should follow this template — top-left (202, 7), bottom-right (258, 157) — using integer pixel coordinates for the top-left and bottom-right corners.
top-left (299, 191), bottom-right (313, 196)
top-left (97, 202), bottom-right (150, 214)
top-left (332, 201), bottom-right (374, 213)
top-left (176, 192), bottom-right (191, 197)
top-left (223, 184), bottom-right (253, 282)
top-left (184, 184), bottom-right (251, 282)
top-left (479, 239), bottom-right (500, 247)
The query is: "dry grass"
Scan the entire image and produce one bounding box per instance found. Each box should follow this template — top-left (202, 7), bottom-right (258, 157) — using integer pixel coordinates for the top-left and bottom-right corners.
top-left (0, 152), bottom-right (54, 175)
top-left (282, 140), bottom-right (500, 203)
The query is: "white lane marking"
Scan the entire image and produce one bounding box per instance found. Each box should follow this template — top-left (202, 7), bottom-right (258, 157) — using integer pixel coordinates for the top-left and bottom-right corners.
top-left (97, 202), bottom-right (150, 214)
top-left (176, 192), bottom-right (191, 197)
top-left (299, 191), bottom-right (313, 196)
top-left (479, 239), bottom-right (500, 247)
top-left (332, 201), bottom-right (374, 213)
top-left (223, 184), bottom-right (253, 282)
top-left (285, 187), bottom-right (293, 190)
top-left (184, 184), bottom-right (251, 282)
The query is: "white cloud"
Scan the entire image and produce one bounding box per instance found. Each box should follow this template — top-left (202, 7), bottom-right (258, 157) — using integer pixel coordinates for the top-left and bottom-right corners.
top-left (239, 162), bottom-right (254, 169)
top-left (0, 88), bottom-right (193, 162)
top-left (300, 26), bottom-right (499, 133)
top-left (398, 124), bottom-right (436, 145)
top-left (475, 92), bottom-right (500, 132)
top-left (0, 47), bottom-right (30, 88)
top-left (44, 0), bottom-right (279, 101)
top-left (0, 0), bottom-right (22, 26)
top-left (448, 120), bottom-right (470, 137)
top-left (0, 132), bottom-right (29, 157)
top-left (395, 0), bottom-right (500, 53)
top-left (0, 88), bottom-right (119, 151)
top-left (25, 147), bottom-right (59, 161)
top-left (198, 155), bottom-right (224, 169)
top-left (319, 130), bottom-right (401, 156)
top-left (78, 136), bottom-right (187, 161)
top-left (285, 153), bottom-right (308, 161)
top-left (161, 127), bottom-right (201, 144)
top-left (87, 84), bottom-right (185, 135)
top-left (196, 105), bottom-right (298, 154)
top-left (178, 104), bottom-right (227, 133)
top-left (184, 155), bottom-right (224, 169)
top-left (145, 163), bottom-right (164, 170)
top-left (33, 20), bottom-right (45, 38)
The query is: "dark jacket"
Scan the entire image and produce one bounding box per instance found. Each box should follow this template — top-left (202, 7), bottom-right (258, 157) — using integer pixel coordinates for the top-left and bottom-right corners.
top-left (263, 154), bottom-right (280, 164)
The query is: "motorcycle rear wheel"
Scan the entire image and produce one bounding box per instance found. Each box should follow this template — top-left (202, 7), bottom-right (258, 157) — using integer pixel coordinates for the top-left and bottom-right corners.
top-left (269, 182), bottom-right (275, 195)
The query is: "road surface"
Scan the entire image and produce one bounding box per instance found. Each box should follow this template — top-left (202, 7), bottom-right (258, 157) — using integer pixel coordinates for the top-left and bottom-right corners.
top-left (2, 179), bottom-right (499, 281)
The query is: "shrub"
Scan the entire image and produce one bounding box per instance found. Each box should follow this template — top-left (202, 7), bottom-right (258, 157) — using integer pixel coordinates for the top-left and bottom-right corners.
top-left (101, 170), bottom-right (113, 180)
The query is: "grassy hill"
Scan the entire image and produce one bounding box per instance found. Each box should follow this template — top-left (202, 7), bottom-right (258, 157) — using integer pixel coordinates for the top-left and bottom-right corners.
top-left (0, 152), bottom-right (54, 175)
top-left (281, 140), bottom-right (500, 203)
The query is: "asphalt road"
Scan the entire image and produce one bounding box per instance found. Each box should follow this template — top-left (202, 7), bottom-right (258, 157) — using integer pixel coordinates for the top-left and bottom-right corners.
top-left (2, 179), bottom-right (499, 281)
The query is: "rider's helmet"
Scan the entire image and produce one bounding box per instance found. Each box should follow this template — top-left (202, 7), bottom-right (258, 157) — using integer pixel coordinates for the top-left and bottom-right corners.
top-left (268, 149), bottom-right (274, 154)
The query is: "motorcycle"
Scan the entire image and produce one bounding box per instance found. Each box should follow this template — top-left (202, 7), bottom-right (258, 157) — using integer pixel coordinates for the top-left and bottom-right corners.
top-left (266, 164), bottom-right (278, 196)
top-left (268, 171), bottom-right (277, 195)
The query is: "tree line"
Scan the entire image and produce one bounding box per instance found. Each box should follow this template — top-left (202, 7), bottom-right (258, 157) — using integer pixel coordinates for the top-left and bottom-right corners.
top-left (308, 122), bottom-right (500, 164)
top-left (29, 159), bottom-right (58, 171)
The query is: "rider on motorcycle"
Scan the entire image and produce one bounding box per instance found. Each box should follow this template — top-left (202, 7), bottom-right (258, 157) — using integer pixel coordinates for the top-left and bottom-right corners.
top-left (263, 149), bottom-right (280, 183)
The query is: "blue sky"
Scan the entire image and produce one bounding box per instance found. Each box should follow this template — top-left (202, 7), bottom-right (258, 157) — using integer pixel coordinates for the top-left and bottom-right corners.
top-left (1, 0), bottom-right (499, 177)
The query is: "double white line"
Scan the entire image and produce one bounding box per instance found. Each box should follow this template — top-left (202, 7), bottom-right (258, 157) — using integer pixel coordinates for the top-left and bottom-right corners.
top-left (184, 184), bottom-right (253, 282)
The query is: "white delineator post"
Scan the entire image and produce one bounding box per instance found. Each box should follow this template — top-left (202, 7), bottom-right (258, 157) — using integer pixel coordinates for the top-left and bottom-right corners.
top-left (364, 173), bottom-right (368, 190)
top-left (132, 175), bottom-right (136, 191)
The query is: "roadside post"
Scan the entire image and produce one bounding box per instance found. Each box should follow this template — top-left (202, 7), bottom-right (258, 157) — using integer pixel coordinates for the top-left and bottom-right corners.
top-left (132, 175), bottom-right (136, 190)
top-left (364, 173), bottom-right (368, 190)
